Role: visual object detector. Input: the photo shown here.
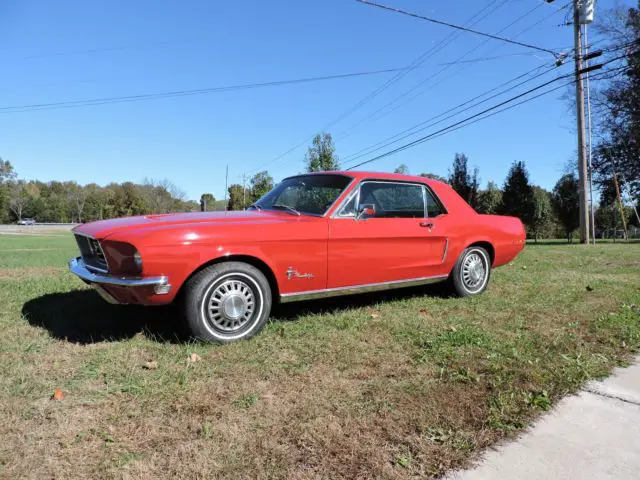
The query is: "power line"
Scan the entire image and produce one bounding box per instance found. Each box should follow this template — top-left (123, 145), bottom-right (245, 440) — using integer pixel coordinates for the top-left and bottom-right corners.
top-left (336, 0), bottom-right (565, 142)
top-left (340, 62), bottom-right (564, 165)
top-left (435, 51), bottom-right (549, 66)
top-left (391, 66), bottom-right (624, 148)
top-left (242, 0), bottom-right (509, 177)
top-left (345, 62), bottom-right (627, 171)
top-left (0, 66), bottom-right (428, 113)
top-left (356, 0), bottom-right (562, 58)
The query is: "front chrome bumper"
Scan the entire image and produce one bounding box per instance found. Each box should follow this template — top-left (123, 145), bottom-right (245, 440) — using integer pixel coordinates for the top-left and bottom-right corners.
top-left (68, 257), bottom-right (171, 294)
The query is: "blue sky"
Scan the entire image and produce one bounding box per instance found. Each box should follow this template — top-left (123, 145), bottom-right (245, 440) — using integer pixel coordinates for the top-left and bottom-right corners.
top-left (0, 0), bottom-right (629, 201)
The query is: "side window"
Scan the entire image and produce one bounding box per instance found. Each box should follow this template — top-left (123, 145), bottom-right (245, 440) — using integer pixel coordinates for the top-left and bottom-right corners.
top-left (359, 182), bottom-right (425, 218)
top-left (338, 194), bottom-right (357, 217)
top-left (425, 188), bottom-right (445, 217)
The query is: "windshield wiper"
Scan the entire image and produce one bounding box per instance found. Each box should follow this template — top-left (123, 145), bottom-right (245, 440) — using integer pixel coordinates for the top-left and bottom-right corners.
top-left (271, 204), bottom-right (301, 216)
top-left (247, 203), bottom-right (262, 211)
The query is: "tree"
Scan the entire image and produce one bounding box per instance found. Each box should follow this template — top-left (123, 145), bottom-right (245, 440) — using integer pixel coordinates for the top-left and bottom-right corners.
top-left (394, 164), bottom-right (410, 175)
top-left (591, 3), bottom-right (640, 200)
top-left (477, 181), bottom-right (502, 215)
top-left (305, 133), bottom-right (339, 172)
top-left (500, 161), bottom-right (534, 226)
top-left (67, 182), bottom-right (87, 223)
top-left (419, 172), bottom-right (448, 183)
top-left (0, 158), bottom-right (16, 223)
top-left (142, 178), bottom-right (185, 214)
top-left (249, 171), bottom-right (274, 202)
top-left (529, 187), bottom-right (553, 243)
top-left (551, 173), bottom-right (580, 242)
top-left (227, 184), bottom-right (248, 211)
top-left (0, 158), bottom-right (16, 183)
top-left (111, 182), bottom-right (149, 217)
top-left (448, 153), bottom-right (479, 209)
top-left (595, 203), bottom-right (634, 239)
top-left (200, 193), bottom-right (215, 212)
top-left (8, 181), bottom-right (30, 221)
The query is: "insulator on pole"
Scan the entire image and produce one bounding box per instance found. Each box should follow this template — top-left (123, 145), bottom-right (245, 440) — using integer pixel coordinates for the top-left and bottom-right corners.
top-left (579, 0), bottom-right (595, 25)
top-left (578, 63), bottom-right (603, 75)
top-left (583, 49), bottom-right (603, 61)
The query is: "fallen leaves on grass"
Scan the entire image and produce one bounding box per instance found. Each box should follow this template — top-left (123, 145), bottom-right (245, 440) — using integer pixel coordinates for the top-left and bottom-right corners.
top-left (143, 360), bottom-right (158, 370)
top-left (51, 387), bottom-right (64, 401)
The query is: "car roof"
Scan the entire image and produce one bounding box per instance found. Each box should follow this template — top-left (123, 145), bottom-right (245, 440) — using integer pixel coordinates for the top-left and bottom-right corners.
top-left (288, 170), bottom-right (447, 187)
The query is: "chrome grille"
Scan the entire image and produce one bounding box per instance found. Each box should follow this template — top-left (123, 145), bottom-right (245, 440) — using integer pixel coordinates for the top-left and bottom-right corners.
top-left (75, 234), bottom-right (109, 272)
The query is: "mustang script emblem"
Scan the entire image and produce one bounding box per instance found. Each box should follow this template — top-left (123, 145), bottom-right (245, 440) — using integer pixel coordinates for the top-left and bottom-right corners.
top-left (286, 267), bottom-right (314, 280)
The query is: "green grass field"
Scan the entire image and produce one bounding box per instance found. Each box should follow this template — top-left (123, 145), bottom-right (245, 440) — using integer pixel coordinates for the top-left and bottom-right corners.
top-left (1, 233), bottom-right (639, 479)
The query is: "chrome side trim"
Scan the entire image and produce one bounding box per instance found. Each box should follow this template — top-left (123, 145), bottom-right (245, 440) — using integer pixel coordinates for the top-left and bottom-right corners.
top-left (279, 274), bottom-right (448, 303)
top-left (68, 257), bottom-right (170, 291)
top-left (442, 238), bottom-right (449, 263)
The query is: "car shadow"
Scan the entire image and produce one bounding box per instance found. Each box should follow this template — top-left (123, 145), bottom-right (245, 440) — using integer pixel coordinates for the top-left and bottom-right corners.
top-left (22, 289), bottom-right (186, 345)
top-left (22, 283), bottom-right (451, 344)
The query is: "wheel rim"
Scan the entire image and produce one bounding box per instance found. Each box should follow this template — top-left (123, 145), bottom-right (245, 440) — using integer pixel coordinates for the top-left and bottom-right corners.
top-left (206, 279), bottom-right (256, 332)
top-left (461, 250), bottom-right (488, 292)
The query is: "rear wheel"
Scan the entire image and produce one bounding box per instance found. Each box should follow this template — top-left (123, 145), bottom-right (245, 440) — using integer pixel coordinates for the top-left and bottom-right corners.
top-left (450, 246), bottom-right (491, 297)
top-left (182, 262), bottom-right (272, 343)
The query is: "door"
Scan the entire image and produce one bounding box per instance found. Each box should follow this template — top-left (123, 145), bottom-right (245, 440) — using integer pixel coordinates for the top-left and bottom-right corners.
top-left (327, 180), bottom-right (448, 289)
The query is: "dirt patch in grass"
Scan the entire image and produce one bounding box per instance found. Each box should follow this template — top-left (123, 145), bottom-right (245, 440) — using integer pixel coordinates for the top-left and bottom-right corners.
top-left (0, 248), bottom-right (62, 252)
top-left (0, 267), bottom-right (62, 279)
top-left (0, 242), bottom-right (639, 478)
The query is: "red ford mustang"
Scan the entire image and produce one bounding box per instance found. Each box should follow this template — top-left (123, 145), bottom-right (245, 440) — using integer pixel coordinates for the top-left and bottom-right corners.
top-left (69, 171), bottom-right (525, 343)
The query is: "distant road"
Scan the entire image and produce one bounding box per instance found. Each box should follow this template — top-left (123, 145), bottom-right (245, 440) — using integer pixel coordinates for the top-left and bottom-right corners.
top-left (0, 224), bottom-right (77, 235)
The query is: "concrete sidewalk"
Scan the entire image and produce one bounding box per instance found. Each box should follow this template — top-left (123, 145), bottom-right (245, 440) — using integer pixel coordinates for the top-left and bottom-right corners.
top-left (449, 361), bottom-right (640, 480)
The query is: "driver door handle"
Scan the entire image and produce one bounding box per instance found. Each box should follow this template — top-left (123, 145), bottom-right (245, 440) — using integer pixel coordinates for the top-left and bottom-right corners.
top-left (419, 221), bottom-right (434, 228)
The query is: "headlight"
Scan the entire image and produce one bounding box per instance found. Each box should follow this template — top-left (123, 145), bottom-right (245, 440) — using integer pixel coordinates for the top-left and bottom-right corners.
top-left (133, 251), bottom-right (143, 270)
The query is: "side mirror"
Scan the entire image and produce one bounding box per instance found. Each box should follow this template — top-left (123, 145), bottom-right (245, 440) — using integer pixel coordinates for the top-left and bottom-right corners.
top-left (356, 204), bottom-right (376, 220)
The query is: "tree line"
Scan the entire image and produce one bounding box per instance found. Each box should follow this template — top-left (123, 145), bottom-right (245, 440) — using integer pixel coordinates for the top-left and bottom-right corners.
top-left (428, 153), bottom-right (638, 242)
top-left (0, 160), bottom-right (198, 223)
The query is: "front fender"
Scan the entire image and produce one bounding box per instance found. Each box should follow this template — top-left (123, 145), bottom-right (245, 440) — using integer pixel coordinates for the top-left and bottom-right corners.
top-left (140, 243), bottom-right (282, 303)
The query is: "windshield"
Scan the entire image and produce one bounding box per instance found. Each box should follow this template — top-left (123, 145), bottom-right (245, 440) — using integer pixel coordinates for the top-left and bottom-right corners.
top-left (254, 174), bottom-right (352, 216)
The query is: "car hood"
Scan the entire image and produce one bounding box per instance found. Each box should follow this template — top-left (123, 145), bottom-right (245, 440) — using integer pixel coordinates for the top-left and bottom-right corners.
top-left (73, 210), bottom-right (303, 239)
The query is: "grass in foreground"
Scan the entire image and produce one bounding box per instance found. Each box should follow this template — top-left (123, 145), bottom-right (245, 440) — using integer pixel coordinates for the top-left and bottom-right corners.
top-left (0, 234), bottom-right (639, 479)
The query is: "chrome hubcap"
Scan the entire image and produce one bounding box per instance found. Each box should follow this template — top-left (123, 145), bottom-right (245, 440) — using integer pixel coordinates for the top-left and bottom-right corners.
top-left (462, 252), bottom-right (486, 290)
top-left (207, 279), bottom-right (255, 331)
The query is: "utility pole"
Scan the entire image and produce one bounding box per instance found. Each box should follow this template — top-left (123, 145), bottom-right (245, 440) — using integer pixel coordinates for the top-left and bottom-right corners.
top-left (224, 164), bottom-right (229, 203)
top-left (574, 0), bottom-right (590, 244)
top-left (583, 24), bottom-right (597, 245)
top-left (242, 173), bottom-right (247, 209)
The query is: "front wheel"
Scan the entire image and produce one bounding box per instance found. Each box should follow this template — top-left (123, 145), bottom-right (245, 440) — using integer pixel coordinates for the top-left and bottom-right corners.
top-left (182, 262), bottom-right (272, 343)
top-left (450, 246), bottom-right (491, 297)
